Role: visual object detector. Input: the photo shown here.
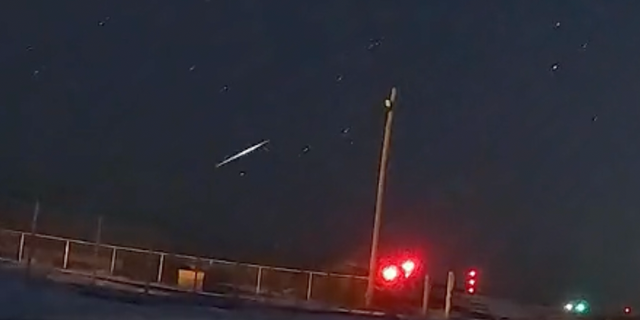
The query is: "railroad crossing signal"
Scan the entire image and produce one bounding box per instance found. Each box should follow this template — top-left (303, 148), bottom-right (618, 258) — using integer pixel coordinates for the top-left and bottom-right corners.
top-left (381, 264), bottom-right (401, 282)
top-left (378, 256), bottom-right (421, 286)
top-left (401, 259), bottom-right (416, 278)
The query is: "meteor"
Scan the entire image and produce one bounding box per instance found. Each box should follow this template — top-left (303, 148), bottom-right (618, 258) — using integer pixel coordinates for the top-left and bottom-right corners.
top-left (215, 139), bottom-right (270, 168)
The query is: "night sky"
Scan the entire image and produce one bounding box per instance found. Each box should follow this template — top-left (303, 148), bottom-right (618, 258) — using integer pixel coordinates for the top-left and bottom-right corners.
top-left (2, 0), bottom-right (640, 310)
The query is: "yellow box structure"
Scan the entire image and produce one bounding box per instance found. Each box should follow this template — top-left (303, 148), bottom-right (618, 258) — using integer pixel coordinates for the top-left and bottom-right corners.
top-left (177, 269), bottom-right (204, 291)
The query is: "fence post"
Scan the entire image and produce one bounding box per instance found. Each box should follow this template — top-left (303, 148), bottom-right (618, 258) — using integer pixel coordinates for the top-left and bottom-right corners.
top-left (92, 216), bottom-right (103, 284)
top-left (17, 232), bottom-right (25, 262)
top-left (156, 253), bottom-right (165, 283)
top-left (144, 251), bottom-right (151, 294)
top-left (306, 272), bottom-right (314, 300)
top-left (25, 200), bottom-right (40, 278)
top-left (62, 241), bottom-right (70, 269)
top-left (255, 266), bottom-right (263, 294)
top-left (190, 257), bottom-right (199, 292)
top-left (109, 247), bottom-right (117, 275)
top-left (421, 274), bottom-right (431, 315)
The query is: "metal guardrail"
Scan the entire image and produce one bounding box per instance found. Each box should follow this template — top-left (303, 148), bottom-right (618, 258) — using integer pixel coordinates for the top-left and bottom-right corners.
top-left (0, 228), bottom-right (371, 310)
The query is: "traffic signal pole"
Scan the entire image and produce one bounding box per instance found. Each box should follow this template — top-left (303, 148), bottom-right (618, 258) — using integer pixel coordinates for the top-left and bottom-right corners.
top-left (365, 87), bottom-right (397, 307)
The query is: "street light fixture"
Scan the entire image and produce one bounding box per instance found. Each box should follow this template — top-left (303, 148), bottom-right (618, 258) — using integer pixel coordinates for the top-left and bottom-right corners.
top-left (365, 87), bottom-right (398, 307)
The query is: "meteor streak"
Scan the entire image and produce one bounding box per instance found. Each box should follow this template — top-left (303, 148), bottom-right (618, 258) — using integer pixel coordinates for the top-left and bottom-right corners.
top-left (215, 139), bottom-right (270, 168)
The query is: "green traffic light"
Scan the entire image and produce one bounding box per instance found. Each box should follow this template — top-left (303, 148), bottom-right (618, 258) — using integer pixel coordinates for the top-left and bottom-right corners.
top-left (564, 300), bottom-right (589, 314)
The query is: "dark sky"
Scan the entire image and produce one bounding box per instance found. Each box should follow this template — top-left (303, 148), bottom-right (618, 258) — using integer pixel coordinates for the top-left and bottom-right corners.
top-left (2, 0), bottom-right (640, 310)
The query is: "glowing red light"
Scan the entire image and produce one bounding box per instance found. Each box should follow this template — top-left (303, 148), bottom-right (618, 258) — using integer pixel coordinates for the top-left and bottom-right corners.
top-left (381, 265), bottom-right (400, 282)
top-left (401, 260), bottom-right (416, 277)
top-left (465, 268), bottom-right (478, 294)
top-left (625, 307), bottom-right (631, 314)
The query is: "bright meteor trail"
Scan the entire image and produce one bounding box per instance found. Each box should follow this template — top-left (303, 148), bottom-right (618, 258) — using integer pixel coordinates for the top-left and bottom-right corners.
top-left (215, 139), bottom-right (270, 168)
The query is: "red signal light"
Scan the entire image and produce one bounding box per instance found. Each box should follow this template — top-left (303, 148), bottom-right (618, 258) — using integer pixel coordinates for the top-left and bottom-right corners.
top-left (377, 255), bottom-right (422, 287)
top-left (381, 265), bottom-right (400, 282)
top-left (401, 259), bottom-right (416, 278)
top-left (465, 268), bottom-right (478, 295)
top-left (624, 307), bottom-right (631, 314)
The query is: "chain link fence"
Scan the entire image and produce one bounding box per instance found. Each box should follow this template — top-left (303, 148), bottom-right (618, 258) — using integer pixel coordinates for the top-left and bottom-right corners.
top-left (0, 228), bottom-right (570, 320)
top-left (0, 198), bottom-right (438, 312)
top-left (0, 228), bottom-right (374, 310)
top-left (0, 198), bottom-right (566, 318)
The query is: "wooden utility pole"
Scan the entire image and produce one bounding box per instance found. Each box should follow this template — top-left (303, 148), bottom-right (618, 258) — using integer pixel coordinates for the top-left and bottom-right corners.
top-left (365, 87), bottom-right (398, 307)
